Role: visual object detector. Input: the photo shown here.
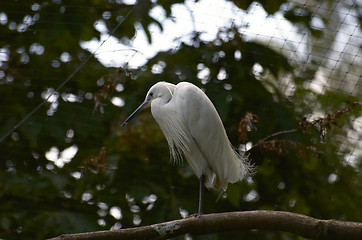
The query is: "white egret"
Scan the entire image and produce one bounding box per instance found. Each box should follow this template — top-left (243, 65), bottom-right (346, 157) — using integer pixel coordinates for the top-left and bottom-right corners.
top-left (121, 82), bottom-right (252, 214)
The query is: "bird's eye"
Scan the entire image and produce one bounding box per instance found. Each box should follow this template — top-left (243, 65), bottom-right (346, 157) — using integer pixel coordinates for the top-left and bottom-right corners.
top-left (149, 92), bottom-right (153, 97)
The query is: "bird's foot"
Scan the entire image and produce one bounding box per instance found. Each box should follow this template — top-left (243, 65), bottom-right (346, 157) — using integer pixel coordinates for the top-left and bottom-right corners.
top-left (185, 213), bottom-right (202, 219)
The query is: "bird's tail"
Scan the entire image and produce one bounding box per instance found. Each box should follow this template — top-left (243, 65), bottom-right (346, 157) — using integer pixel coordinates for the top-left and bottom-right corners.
top-left (217, 144), bottom-right (255, 191)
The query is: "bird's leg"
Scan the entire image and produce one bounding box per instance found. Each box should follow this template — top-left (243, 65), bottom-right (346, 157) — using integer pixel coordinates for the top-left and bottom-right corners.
top-left (216, 190), bottom-right (224, 202)
top-left (198, 174), bottom-right (205, 215)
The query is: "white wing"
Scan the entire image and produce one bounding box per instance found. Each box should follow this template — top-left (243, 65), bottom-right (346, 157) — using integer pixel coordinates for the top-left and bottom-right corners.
top-left (174, 82), bottom-right (250, 190)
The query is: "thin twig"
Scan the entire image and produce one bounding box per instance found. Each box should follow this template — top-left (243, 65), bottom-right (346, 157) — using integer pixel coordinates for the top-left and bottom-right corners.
top-left (250, 129), bottom-right (298, 151)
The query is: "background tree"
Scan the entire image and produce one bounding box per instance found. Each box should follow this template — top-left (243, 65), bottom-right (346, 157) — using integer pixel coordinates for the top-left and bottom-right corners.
top-left (0, 0), bottom-right (361, 239)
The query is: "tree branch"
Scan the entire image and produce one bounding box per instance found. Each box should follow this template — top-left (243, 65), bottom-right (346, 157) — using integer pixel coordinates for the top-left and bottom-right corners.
top-left (48, 210), bottom-right (362, 240)
top-left (251, 129), bottom-right (298, 150)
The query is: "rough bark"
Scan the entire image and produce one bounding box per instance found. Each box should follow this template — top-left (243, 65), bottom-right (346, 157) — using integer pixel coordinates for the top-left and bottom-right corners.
top-left (49, 210), bottom-right (362, 240)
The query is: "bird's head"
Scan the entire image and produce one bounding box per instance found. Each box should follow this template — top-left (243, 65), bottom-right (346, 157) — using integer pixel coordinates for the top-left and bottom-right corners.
top-left (145, 81), bottom-right (175, 105)
top-left (121, 82), bottom-right (176, 127)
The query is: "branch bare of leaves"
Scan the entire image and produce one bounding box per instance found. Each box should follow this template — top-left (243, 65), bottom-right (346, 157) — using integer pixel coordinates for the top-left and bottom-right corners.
top-left (48, 210), bottom-right (362, 240)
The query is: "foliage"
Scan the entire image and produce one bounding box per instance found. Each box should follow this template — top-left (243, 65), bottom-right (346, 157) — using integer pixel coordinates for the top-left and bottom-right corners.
top-left (0, 0), bottom-right (361, 239)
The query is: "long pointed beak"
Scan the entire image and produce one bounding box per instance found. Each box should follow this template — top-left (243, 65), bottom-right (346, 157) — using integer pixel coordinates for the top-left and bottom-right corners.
top-left (121, 99), bottom-right (150, 127)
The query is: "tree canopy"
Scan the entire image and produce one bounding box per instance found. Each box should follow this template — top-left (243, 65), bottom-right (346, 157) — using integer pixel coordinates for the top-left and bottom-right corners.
top-left (0, 0), bottom-right (361, 239)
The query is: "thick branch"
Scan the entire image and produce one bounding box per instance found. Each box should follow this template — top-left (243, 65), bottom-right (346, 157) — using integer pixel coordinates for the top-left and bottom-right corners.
top-left (49, 210), bottom-right (362, 240)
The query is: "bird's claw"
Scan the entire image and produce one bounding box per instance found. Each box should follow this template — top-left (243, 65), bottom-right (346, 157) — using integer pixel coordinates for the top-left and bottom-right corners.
top-left (185, 213), bottom-right (201, 219)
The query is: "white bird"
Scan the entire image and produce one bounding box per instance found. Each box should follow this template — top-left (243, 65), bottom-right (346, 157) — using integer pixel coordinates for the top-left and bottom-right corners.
top-left (121, 81), bottom-right (252, 214)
